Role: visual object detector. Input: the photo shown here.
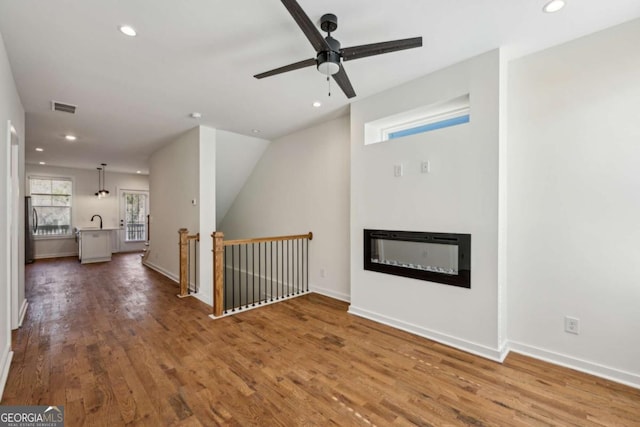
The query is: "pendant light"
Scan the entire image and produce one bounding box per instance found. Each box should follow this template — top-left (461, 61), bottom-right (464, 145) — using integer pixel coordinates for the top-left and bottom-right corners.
top-left (94, 166), bottom-right (103, 198)
top-left (99, 163), bottom-right (110, 197)
top-left (94, 163), bottom-right (110, 198)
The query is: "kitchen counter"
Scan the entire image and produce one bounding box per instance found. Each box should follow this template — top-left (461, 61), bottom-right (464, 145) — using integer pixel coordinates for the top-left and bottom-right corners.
top-left (77, 228), bottom-right (114, 264)
top-left (76, 226), bottom-right (119, 231)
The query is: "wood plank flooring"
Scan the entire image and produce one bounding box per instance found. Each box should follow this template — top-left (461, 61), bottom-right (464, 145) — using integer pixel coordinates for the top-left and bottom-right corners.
top-left (3, 254), bottom-right (639, 426)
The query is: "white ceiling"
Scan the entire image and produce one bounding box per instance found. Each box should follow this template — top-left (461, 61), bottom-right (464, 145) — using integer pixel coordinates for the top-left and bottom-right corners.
top-left (0, 0), bottom-right (639, 174)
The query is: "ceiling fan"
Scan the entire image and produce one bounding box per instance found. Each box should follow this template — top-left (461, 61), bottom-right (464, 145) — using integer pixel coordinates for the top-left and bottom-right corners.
top-left (254, 0), bottom-right (423, 99)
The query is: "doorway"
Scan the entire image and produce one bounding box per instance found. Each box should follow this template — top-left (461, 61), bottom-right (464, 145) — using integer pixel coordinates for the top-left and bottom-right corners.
top-left (7, 121), bottom-right (25, 329)
top-left (118, 189), bottom-right (149, 253)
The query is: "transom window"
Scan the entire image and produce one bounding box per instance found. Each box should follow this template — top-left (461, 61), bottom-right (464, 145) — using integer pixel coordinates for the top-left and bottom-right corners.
top-left (29, 176), bottom-right (73, 236)
top-left (385, 111), bottom-right (470, 140)
top-left (364, 94), bottom-right (470, 145)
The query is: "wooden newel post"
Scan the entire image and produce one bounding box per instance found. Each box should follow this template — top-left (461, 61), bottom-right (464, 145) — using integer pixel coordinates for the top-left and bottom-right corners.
top-left (213, 231), bottom-right (225, 317)
top-left (178, 228), bottom-right (189, 297)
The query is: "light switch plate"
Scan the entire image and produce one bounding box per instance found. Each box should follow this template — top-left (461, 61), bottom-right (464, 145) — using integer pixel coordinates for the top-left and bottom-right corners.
top-left (421, 161), bottom-right (431, 174)
top-left (394, 164), bottom-right (403, 177)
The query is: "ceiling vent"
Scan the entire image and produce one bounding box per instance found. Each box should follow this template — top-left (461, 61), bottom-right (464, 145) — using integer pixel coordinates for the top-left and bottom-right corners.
top-left (51, 101), bottom-right (77, 114)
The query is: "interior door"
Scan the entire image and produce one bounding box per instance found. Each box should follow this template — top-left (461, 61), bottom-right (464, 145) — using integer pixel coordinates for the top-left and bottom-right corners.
top-left (118, 189), bottom-right (149, 252)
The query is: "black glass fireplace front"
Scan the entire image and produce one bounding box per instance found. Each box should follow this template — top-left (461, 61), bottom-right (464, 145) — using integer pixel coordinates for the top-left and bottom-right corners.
top-left (364, 229), bottom-right (471, 288)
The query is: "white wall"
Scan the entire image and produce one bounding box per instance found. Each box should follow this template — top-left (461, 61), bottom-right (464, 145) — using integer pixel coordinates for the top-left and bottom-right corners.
top-left (215, 130), bottom-right (270, 228)
top-left (198, 126), bottom-right (216, 305)
top-left (150, 125), bottom-right (271, 306)
top-left (0, 30), bottom-right (25, 400)
top-left (507, 19), bottom-right (640, 387)
top-left (25, 164), bottom-right (149, 258)
top-left (350, 50), bottom-right (505, 360)
top-left (219, 116), bottom-right (351, 301)
top-left (148, 127), bottom-right (199, 283)
top-left (497, 49), bottom-right (509, 351)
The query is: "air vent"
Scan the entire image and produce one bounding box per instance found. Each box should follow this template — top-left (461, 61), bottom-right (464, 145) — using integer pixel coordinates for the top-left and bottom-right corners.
top-left (51, 101), bottom-right (77, 114)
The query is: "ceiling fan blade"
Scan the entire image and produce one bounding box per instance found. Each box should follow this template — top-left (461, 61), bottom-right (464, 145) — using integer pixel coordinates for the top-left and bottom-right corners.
top-left (254, 58), bottom-right (316, 79)
top-left (281, 0), bottom-right (330, 53)
top-left (341, 37), bottom-right (423, 61)
top-left (332, 65), bottom-right (356, 99)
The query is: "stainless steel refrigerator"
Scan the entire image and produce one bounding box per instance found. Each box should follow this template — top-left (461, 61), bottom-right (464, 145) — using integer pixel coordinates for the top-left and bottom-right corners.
top-left (25, 196), bottom-right (36, 263)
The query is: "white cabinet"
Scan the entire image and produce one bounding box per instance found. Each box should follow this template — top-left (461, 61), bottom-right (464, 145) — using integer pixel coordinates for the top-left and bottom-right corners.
top-left (78, 229), bottom-right (112, 264)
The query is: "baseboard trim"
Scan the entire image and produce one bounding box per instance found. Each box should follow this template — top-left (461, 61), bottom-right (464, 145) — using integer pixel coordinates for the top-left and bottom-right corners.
top-left (508, 341), bottom-right (640, 390)
top-left (144, 262), bottom-right (211, 305)
top-left (191, 292), bottom-right (213, 306)
top-left (348, 305), bottom-right (504, 362)
top-left (498, 341), bottom-right (510, 363)
top-left (309, 285), bottom-right (350, 303)
top-left (18, 299), bottom-right (28, 327)
top-left (0, 346), bottom-right (14, 401)
top-left (35, 251), bottom-right (78, 260)
top-left (143, 261), bottom-right (178, 283)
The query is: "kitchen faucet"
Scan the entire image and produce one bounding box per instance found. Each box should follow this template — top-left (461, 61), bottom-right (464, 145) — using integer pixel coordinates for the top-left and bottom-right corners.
top-left (91, 214), bottom-right (103, 229)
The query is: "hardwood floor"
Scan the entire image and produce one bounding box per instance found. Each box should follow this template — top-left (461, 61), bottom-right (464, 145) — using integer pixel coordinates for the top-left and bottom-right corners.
top-left (3, 254), bottom-right (639, 426)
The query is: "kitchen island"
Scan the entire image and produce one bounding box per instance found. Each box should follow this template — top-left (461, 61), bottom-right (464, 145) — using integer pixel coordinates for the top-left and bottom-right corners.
top-left (76, 227), bottom-right (117, 264)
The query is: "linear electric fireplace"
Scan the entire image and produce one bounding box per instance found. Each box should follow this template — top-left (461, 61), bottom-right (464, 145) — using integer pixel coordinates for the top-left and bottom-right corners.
top-left (364, 229), bottom-right (471, 288)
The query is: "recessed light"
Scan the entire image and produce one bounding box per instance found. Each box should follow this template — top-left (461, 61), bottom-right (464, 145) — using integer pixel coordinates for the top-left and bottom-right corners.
top-left (39, 161), bottom-right (46, 165)
top-left (119, 25), bottom-right (137, 37)
top-left (136, 170), bottom-right (141, 174)
top-left (252, 129), bottom-right (261, 134)
top-left (35, 147), bottom-right (44, 152)
top-left (312, 101), bottom-right (322, 108)
top-left (543, 0), bottom-right (566, 13)
top-left (65, 134), bottom-right (77, 141)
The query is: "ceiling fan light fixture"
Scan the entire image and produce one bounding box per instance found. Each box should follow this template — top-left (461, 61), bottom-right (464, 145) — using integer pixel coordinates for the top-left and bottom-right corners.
top-left (317, 50), bottom-right (341, 76)
top-left (317, 61), bottom-right (340, 76)
top-left (543, 0), bottom-right (566, 13)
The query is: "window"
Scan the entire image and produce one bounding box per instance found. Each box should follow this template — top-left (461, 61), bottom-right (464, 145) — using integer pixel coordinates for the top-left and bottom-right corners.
top-left (386, 112), bottom-right (470, 140)
top-left (29, 177), bottom-right (72, 237)
top-left (124, 192), bottom-right (148, 242)
top-left (364, 94), bottom-right (470, 145)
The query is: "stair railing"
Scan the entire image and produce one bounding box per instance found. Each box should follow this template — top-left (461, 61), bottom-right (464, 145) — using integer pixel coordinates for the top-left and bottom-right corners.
top-left (178, 228), bottom-right (200, 297)
top-left (211, 231), bottom-right (313, 317)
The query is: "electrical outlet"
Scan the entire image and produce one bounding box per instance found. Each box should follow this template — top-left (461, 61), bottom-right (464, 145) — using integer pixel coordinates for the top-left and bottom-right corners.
top-left (565, 316), bottom-right (580, 334)
top-left (394, 164), bottom-right (403, 177)
top-left (320, 268), bottom-right (326, 278)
